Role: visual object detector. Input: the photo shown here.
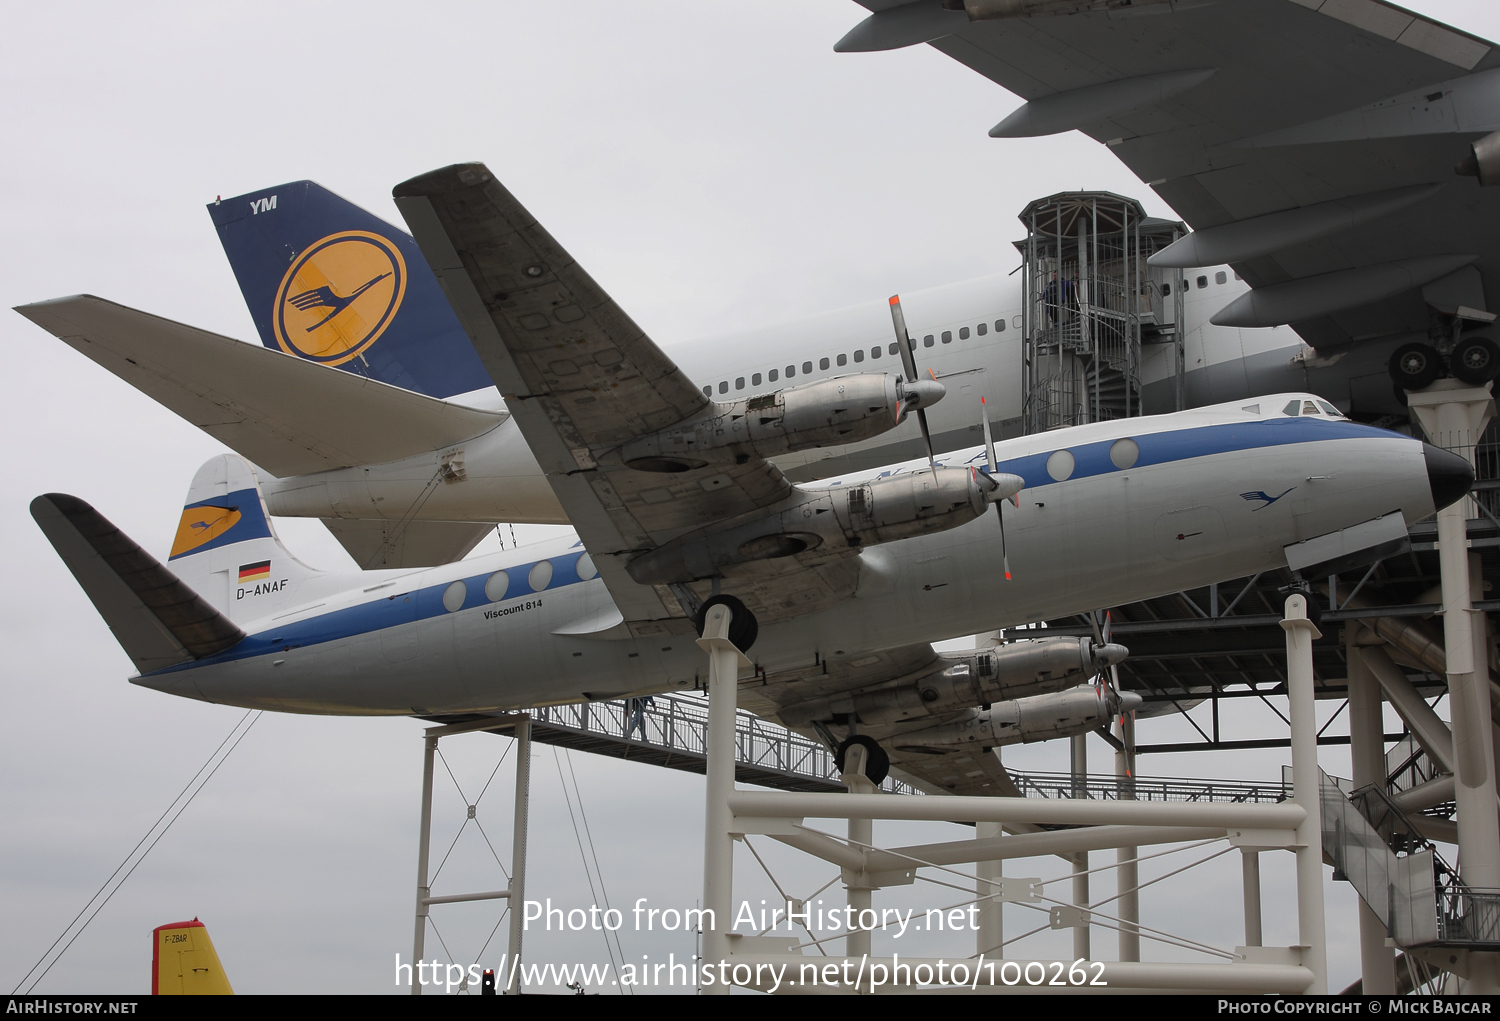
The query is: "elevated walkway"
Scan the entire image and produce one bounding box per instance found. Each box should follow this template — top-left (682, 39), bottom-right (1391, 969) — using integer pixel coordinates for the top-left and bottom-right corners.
top-left (437, 694), bottom-right (1298, 803)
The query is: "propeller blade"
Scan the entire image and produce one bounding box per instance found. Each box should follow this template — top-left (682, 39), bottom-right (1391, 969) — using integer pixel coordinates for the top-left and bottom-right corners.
top-left (980, 396), bottom-right (998, 474)
top-left (916, 407), bottom-right (937, 474)
top-left (888, 295), bottom-right (920, 383)
top-left (996, 503), bottom-right (1011, 580)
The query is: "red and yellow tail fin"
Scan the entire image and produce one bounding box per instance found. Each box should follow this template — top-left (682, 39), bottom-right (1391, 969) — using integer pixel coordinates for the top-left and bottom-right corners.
top-left (153, 919), bottom-right (233, 995)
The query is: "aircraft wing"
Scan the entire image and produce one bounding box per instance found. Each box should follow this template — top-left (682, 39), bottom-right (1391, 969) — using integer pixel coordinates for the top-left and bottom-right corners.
top-left (849, 0), bottom-right (1500, 348)
top-left (393, 164), bottom-right (860, 630)
top-left (15, 295), bottom-right (505, 476)
top-left (742, 642), bottom-right (1025, 797)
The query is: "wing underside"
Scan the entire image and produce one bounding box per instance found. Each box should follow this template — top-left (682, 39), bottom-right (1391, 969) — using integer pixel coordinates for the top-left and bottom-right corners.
top-left (864, 0), bottom-right (1500, 348)
top-left (16, 295), bottom-right (505, 477)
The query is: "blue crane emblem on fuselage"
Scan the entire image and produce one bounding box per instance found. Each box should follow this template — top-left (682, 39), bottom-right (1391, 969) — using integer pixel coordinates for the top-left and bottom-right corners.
top-left (1240, 486), bottom-right (1296, 510)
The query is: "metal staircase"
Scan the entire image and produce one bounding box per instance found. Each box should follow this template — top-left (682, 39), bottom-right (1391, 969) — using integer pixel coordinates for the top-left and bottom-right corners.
top-left (1015, 192), bottom-right (1185, 433)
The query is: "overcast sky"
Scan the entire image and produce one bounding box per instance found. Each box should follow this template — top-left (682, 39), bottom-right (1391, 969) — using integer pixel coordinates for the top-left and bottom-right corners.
top-left (4, 0), bottom-right (1498, 996)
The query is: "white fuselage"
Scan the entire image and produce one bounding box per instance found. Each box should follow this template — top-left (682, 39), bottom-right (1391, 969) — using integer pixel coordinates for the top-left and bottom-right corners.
top-left (144, 396), bottom-right (1436, 716)
top-left (260, 268), bottom-right (1340, 525)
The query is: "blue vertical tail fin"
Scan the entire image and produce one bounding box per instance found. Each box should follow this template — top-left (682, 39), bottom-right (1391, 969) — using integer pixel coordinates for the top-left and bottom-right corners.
top-left (208, 181), bottom-right (493, 400)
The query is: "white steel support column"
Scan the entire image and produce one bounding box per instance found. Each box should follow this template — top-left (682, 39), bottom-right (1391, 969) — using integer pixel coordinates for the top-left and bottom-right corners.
top-left (411, 733), bottom-right (437, 995)
top-left (1241, 851), bottom-right (1263, 947)
top-left (1409, 383), bottom-right (1500, 993)
top-left (505, 716), bottom-right (531, 995)
top-left (843, 752), bottom-right (875, 961)
top-left (1115, 714), bottom-right (1139, 962)
top-left (698, 604), bottom-right (751, 995)
top-left (1070, 733), bottom-right (1090, 960)
top-left (1282, 593), bottom-right (1328, 994)
top-left (1347, 624), bottom-right (1395, 993)
top-left (976, 821), bottom-right (1003, 958)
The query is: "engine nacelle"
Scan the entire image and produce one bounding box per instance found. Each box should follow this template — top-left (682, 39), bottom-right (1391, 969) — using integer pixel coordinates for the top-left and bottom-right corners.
top-left (778, 637), bottom-right (1129, 728)
top-left (1457, 129), bottom-right (1500, 187)
top-left (892, 685), bottom-right (1143, 750)
top-left (611, 373), bottom-right (944, 473)
top-left (626, 465), bottom-right (1016, 585)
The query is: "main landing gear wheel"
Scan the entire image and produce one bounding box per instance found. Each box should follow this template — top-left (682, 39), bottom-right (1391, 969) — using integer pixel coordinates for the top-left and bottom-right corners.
top-left (1451, 335), bottom-right (1500, 385)
top-left (693, 593), bottom-right (758, 653)
top-left (834, 734), bottom-right (891, 785)
top-left (1387, 342), bottom-right (1444, 391)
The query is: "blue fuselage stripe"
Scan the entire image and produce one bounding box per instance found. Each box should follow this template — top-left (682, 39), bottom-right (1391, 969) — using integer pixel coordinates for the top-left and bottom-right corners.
top-left (148, 549), bottom-right (592, 674)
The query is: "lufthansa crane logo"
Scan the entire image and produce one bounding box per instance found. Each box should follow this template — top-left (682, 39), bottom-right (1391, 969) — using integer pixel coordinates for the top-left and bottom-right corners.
top-left (272, 231), bottom-right (407, 365)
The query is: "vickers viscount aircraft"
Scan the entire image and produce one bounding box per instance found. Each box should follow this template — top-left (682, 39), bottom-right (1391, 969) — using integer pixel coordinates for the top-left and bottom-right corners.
top-left (29, 162), bottom-right (1474, 795)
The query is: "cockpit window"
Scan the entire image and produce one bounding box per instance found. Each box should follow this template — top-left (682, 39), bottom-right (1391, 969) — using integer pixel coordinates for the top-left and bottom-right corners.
top-left (1302, 401), bottom-right (1321, 415)
top-left (1282, 400), bottom-right (1301, 416)
top-left (1316, 401), bottom-right (1342, 418)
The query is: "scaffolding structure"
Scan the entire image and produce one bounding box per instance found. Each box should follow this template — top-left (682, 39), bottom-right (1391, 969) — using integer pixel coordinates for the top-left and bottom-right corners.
top-left (1016, 192), bottom-right (1185, 433)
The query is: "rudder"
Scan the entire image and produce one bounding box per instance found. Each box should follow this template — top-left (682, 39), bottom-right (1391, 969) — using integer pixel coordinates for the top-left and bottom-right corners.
top-left (169, 454), bottom-right (319, 623)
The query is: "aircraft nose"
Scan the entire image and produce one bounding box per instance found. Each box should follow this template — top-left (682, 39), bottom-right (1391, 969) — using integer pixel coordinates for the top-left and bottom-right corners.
top-left (1424, 443), bottom-right (1474, 512)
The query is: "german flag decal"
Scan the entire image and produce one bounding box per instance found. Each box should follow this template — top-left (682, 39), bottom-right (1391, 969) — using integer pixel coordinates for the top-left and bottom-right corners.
top-left (238, 561), bottom-right (271, 583)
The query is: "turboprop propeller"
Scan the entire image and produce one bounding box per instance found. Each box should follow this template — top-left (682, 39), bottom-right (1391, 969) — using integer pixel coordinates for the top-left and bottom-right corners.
top-left (974, 395), bottom-right (1022, 580)
top-left (887, 295), bottom-right (946, 474)
top-left (1090, 609), bottom-right (1137, 776)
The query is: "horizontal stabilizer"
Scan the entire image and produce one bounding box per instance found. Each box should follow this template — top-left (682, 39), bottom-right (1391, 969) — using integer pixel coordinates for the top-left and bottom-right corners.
top-left (15, 295), bottom-right (504, 477)
top-left (31, 494), bottom-right (245, 674)
top-left (321, 517), bottom-right (493, 569)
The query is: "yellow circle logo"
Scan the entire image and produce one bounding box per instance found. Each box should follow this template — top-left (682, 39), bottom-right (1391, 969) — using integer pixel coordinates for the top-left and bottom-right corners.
top-left (272, 231), bottom-right (407, 365)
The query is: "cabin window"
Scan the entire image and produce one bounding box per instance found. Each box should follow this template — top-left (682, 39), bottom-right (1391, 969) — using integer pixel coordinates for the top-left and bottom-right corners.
top-left (735, 376), bottom-right (745, 390)
top-left (702, 385), bottom-right (711, 396)
top-left (995, 320), bottom-right (1006, 333)
top-left (442, 581), bottom-right (467, 613)
top-left (768, 368), bottom-right (778, 382)
top-left (1215, 271), bottom-right (1227, 285)
top-left (853, 349), bottom-right (865, 362)
top-left (718, 381), bottom-right (728, 394)
top-left (1196, 276), bottom-right (1208, 289)
top-left (785, 364), bottom-right (796, 378)
top-left (485, 571), bottom-right (510, 602)
top-left (820, 357), bottom-right (830, 370)
top-left (976, 322), bottom-right (987, 336)
top-left (528, 560), bottom-right (554, 591)
top-left (837, 354), bottom-right (847, 366)
top-left (1161, 283), bottom-right (1171, 296)
top-left (959, 327), bottom-right (970, 340)
top-left (942, 331), bottom-right (952, 344)
top-left (924, 335), bottom-right (934, 347)
top-left (870, 346), bottom-right (881, 359)
top-left (888, 342), bottom-right (899, 355)
top-left (802, 361), bottom-right (812, 373)
top-left (1012, 316), bottom-right (1022, 328)
top-left (751, 372), bottom-right (761, 386)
